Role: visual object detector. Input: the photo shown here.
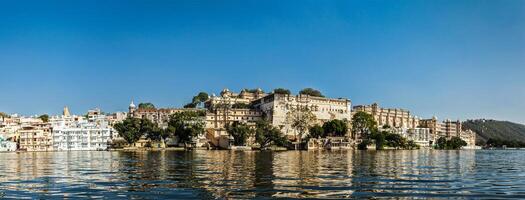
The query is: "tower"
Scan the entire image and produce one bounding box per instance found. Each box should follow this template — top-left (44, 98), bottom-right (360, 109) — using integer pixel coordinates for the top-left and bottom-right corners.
top-left (63, 106), bottom-right (71, 117)
top-left (129, 100), bottom-right (136, 117)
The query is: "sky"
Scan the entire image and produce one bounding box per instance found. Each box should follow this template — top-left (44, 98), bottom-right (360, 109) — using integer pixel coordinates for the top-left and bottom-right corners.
top-left (0, 0), bottom-right (524, 123)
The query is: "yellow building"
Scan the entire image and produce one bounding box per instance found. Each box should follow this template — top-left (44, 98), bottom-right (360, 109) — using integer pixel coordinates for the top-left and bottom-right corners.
top-left (204, 89), bottom-right (266, 148)
top-left (253, 93), bottom-right (352, 140)
top-left (18, 123), bottom-right (53, 151)
top-left (128, 100), bottom-right (203, 128)
top-left (419, 117), bottom-right (476, 147)
top-left (352, 103), bottom-right (420, 129)
top-left (419, 117), bottom-right (461, 139)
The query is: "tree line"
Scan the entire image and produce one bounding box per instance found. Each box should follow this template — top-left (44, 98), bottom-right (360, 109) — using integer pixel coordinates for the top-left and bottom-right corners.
top-left (114, 110), bottom-right (205, 148)
top-left (485, 138), bottom-right (525, 148)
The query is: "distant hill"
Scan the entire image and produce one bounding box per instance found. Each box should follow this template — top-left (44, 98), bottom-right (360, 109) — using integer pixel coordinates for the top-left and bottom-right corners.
top-left (462, 119), bottom-right (525, 144)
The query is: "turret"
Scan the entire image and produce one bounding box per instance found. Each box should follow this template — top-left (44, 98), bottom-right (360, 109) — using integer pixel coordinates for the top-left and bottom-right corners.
top-left (63, 106), bottom-right (71, 117)
top-left (129, 100), bottom-right (136, 117)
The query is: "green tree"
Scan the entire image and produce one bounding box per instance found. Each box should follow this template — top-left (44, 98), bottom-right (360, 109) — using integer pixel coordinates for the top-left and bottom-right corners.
top-left (114, 117), bottom-right (144, 145)
top-left (435, 136), bottom-right (467, 150)
top-left (406, 140), bottom-right (420, 150)
top-left (192, 92), bottom-right (209, 105)
top-left (168, 111), bottom-right (205, 147)
top-left (357, 140), bottom-right (371, 150)
top-left (38, 114), bottom-right (49, 123)
top-left (138, 102), bottom-right (155, 109)
top-left (231, 102), bottom-right (251, 109)
top-left (0, 112), bottom-right (9, 119)
top-left (140, 118), bottom-right (166, 142)
top-left (299, 88), bottom-right (324, 97)
top-left (244, 88), bottom-right (264, 93)
top-left (185, 92), bottom-right (209, 108)
top-left (351, 111), bottom-right (378, 140)
top-left (384, 132), bottom-right (408, 149)
top-left (273, 88), bottom-right (291, 95)
top-left (435, 137), bottom-right (448, 149)
top-left (255, 120), bottom-right (287, 149)
top-left (286, 107), bottom-right (317, 144)
top-left (447, 137), bottom-right (467, 149)
top-left (486, 138), bottom-right (525, 148)
top-left (371, 130), bottom-right (387, 150)
top-left (308, 125), bottom-right (324, 139)
top-left (183, 102), bottom-right (197, 108)
top-left (226, 121), bottom-right (253, 146)
top-left (322, 119), bottom-right (348, 137)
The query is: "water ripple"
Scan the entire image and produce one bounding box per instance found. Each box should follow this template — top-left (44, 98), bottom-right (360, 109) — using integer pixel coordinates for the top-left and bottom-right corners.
top-left (1, 150), bottom-right (525, 199)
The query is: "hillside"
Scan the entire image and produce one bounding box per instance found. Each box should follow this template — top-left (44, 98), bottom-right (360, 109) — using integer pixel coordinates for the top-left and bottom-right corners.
top-left (462, 119), bottom-right (525, 144)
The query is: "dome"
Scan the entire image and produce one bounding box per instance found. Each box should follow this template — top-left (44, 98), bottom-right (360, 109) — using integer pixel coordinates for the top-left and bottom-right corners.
top-left (129, 100), bottom-right (136, 108)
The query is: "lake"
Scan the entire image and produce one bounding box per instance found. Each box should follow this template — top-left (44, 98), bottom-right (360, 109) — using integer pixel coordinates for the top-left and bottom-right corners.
top-left (1, 150), bottom-right (525, 199)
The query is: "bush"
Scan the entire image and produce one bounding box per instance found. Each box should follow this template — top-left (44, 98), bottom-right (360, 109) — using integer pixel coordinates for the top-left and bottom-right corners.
top-left (308, 125), bottom-right (324, 139)
top-left (299, 88), bottom-right (324, 97)
top-left (435, 136), bottom-right (467, 150)
top-left (358, 140), bottom-right (370, 150)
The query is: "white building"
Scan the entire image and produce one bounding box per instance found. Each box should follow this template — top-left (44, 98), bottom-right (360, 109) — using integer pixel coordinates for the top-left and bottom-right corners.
top-left (51, 111), bottom-right (113, 151)
top-left (253, 93), bottom-right (352, 139)
top-left (0, 136), bottom-right (16, 152)
top-left (398, 128), bottom-right (432, 147)
top-left (52, 124), bottom-right (112, 151)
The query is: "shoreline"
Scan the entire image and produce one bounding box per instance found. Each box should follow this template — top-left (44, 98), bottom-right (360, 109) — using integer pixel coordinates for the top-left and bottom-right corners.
top-left (3, 148), bottom-right (507, 153)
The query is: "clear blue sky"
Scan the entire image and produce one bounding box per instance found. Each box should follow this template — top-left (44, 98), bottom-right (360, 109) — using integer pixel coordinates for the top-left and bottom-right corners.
top-left (0, 0), bottom-right (524, 123)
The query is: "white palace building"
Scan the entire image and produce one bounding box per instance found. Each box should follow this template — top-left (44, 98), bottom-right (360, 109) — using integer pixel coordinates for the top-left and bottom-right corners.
top-left (51, 108), bottom-right (113, 151)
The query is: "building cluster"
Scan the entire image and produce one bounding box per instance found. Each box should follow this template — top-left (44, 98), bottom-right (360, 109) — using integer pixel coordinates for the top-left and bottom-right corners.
top-left (1, 88), bottom-right (478, 152)
top-left (0, 107), bottom-right (117, 152)
top-left (353, 103), bottom-right (476, 147)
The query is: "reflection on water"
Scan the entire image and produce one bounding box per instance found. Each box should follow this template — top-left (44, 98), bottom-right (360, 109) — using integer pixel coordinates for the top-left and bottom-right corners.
top-left (1, 150), bottom-right (525, 199)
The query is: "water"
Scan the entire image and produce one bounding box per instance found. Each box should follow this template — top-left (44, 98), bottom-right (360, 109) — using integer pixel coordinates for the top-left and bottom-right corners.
top-left (1, 150), bottom-right (525, 199)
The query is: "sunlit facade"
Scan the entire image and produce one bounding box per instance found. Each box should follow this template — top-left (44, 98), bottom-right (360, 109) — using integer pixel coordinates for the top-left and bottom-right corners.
top-left (253, 93), bottom-right (352, 139)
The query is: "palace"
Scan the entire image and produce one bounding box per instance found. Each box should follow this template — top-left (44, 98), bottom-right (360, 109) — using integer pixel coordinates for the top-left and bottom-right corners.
top-left (352, 103), bottom-right (420, 129)
top-left (204, 89), bottom-right (266, 148)
top-left (202, 89), bottom-right (352, 148)
top-left (418, 117), bottom-right (461, 139)
top-left (205, 88), bottom-right (267, 107)
top-left (253, 93), bottom-right (352, 139)
top-left (419, 117), bottom-right (476, 147)
top-left (352, 103), bottom-right (436, 147)
top-left (3, 88), bottom-right (482, 151)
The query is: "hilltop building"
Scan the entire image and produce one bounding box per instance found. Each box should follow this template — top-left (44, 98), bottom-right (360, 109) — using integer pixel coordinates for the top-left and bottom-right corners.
top-left (128, 100), bottom-right (201, 128)
top-left (199, 89), bottom-right (353, 149)
top-left (204, 89), bottom-right (266, 148)
top-left (63, 106), bottom-right (71, 117)
top-left (107, 112), bottom-right (127, 125)
top-left (205, 88), bottom-right (267, 107)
